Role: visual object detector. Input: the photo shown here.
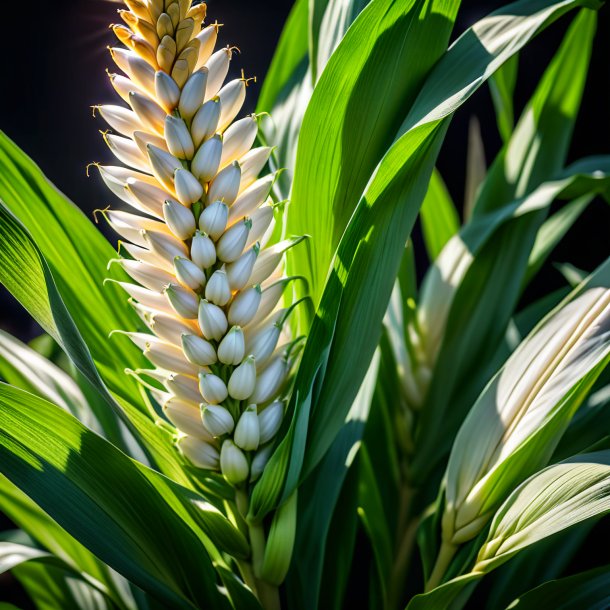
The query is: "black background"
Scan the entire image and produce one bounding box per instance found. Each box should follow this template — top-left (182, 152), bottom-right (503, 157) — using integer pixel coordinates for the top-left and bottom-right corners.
top-left (0, 0), bottom-right (609, 606)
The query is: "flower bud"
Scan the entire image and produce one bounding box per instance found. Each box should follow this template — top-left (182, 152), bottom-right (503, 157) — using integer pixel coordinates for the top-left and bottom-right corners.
top-left (143, 337), bottom-right (198, 376)
top-left (228, 355), bottom-right (257, 401)
top-left (205, 49), bottom-right (232, 98)
top-left (220, 116), bottom-right (258, 167)
top-left (147, 144), bottom-right (182, 191)
top-left (228, 286), bottom-right (261, 326)
top-left (220, 439), bottom-right (249, 485)
top-left (198, 373), bottom-right (228, 404)
top-left (230, 174), bottom-right (274, 222)
top-left (239, 147), bottom-right (273, 190)
top-left (251, 356), bottom-right (288, 404)
top-left (163, 199), bottom-right (196, 240)
top-left (191, 134), bottom-right (222, 182)
top-left (105, 133), bottom-right (149, 174)
top-left (247, 324), bottom-right (281, 366)
top-left (143, 230), bottom-right (188, 262)
top-left (165, 284), bottom-right (199, 319)
top-left (194, 25), bottom-right (218, 71)
top-left (218, 326), bottom-right (245, 365)
top-left (118, 259), bottom-right (174, 292)
top-left (198, 300), bottom-right (228, 341)
top-left (248, 206), bottom-right (274, 248)
top-left (179, 68), bottom-right (208, 119)
top-left (207, 161), bottom-right (241, 205)
top-left (165, 116), bottom-right (194, 159)
top-left (165, 373), bottom-right (202, 403)
top-left (125, 178), bottom-right (167, 219)
top-left (155, 70), bottom-right (181, 111)
top-left (128, 91), bottom-right (165, 135)
top-left (250, 445), bottom-right (273, 482)
top-left (226, 244), bottom-right (259, 291)
top-left (233, 404), bottom-right (260, 451)
top-left (174, 256), bottom-right (206, 291)
top-left (259, 401), bottom-right (284, 444)
top-left (201, 404), bottom-right (234, 437)
top-left (217, 218), bottom-right (251, 263)
top-left (205, 270), bottom-right (231, 306)
top-left (191, 98), bottom-right (221, 147)
top-left (164, 398), bottom-right (213, 439)
top-left (178, 436), bottom-right (219, 470)
top-left (217, 79), bottom-right (246, 131)
top-left (174, 168), bottom-right (204, 206)
top-left (182, 334), bottom-right (217, 367)
top-left (191, 231), bottom-right (217, 269)
top-left (147, 311), bottom-right (196, 345)
top-left (109, 47), bottom-right (155, 95)
top-left (199, 200), bottom-right (228, 241)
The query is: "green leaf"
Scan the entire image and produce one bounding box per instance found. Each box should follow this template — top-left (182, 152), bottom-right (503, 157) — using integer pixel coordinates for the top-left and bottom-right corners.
top-left (475, 451), bottom-right (610, 573)
top-left (474, 9), bottom-right (596, 216)
top-left (405, 573), bottom-right (481, 610)
top-left (0, 383), bottom-right (250, 609)
top-left (463, 117), bottom-right (486, 221)
top-left (488, 54), bottom-right (518, 143)
top-left (0, 131), bottom-right (147, 408)
top-left (287, 0), bottom-right (461, 307)
top-left (420, 170), bottom-right (460, 262)
top-left (250, 0), bottom-right (599, 522)
top-left (508, 564), bottom-right (610, 609)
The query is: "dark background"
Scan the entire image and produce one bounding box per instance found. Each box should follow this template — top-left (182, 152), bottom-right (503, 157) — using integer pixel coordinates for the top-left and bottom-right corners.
top-left (0, 0), bottom-right (609, 606)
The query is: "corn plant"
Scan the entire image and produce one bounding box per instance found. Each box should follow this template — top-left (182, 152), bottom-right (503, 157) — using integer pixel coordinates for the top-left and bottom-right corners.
top-left (0, 0), bottom-right (609, 609)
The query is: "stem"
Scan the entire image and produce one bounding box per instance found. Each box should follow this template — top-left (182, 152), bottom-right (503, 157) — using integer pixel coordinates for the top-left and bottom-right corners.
top-left (425, 541), bottom-right (457, 592)
top-left (236, 559), bottom-right (259, 597)
top-left (249, 521), bottom-right (267, 578)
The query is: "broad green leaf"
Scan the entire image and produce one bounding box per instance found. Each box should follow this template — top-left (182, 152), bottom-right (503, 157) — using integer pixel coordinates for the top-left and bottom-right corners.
top-left (287, 0), bottom-right (461, 308)
top-left (405, 573), bottom-right (481, 610)
top-left (488, 54), bottom-right (518, 143)
top-left (250, 0), bottom-right (599, 522)
top-left (412, 160), bottom-right (610, 482)
top-left (442, 266), bottom-right (610, 545)
top-left (508, 564), bottom-right (610, 609)
top-left (420, 170), bottom-right (460, 262)
top-left (474, 451), bottom-right (610, 572)
top-left (0, 383), bottom-right (249, 609)
top-left (474, 9), bottom-right (596, 216)
top-left (0, 132), bottom-right (147, 407)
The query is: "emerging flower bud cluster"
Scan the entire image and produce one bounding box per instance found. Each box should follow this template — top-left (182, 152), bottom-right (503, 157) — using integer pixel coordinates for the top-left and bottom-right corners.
top-left (99, 0), bottom-right (304, 486)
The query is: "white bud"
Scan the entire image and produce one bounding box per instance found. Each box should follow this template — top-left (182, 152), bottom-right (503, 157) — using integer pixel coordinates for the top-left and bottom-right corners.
top-left (201, 404), bottom-right (234, 437)
top-left (198, 300), bottom-right (228, 341)
top-left (110, 48), bottom-right (155, 95)
top-left (247, 324), bottom-right (281, 366)
top-left (164, 399), bottom-right (213, 439)
top-left (125, 178), bottom-right (167, 219)
top-left (226, 245), bottom-right (259, 291)
top-left (128, 91), bottom-right (165, 135)
top-left (142, 337), bottom-right (198, 376)
top-left (239, 147), bottom-right (273, 191)
top-left (228, 355), bottom-right (257, 401)
top-left (155, 71), bottom-right (181, 111)
top-left (165, 116), bottom-right (195, 159)
top-left (191, 231), bottom-right (217, 269)
top-left (165, 284), bottom-right (199, 319)
top-left (98, 105), bottom-right (143, 138)
top-left (228, 286), bottom-right (262, 326)
top-left (251, 356), bottom-right (288, 404)
top-left (217, 218), bottom-right (251, 263)
top-left (234, 405), bottom-right (260, 451)
top-left (199, 373), bottom-right (229, 404)
top-left (143, 230), bottom-right (188, 262)
top-left (191, 98), bottom-right (221, 147)
top-left (174, 256), bottom-right (206, 291)
top-left (163, 199), bottom-right (196, 240)
top-left (220, 439), bottom-right (249, 485)
top-left (148, 311), bottom-right (197, 345)
top-left (220, 116), bottom-right (258, 167)
top-left (230, 175), bottom-right (274, 222)
top-left (207, 161), bottom-right (241, 205)
top-left (116, 259), bottom-right (174, 292)
top-left (191, 134), bottom-right (222, 182)
top-left (165, 374), bottom-right (202, 403)
top-left (217, 79), bottom-right (246, 131)
top-left (178, 436), bottom-right (219, 470)
top-left (217, 326), bottom-right (245, 365)
top-left (259, 401), bottom-right (284, 444)
top-left (194, 25), bottom-right (218, 71)
top-left (179, 68), bottom-right (208, 119)
top-left (250, 445), bottom-right (273, 482)
top-left (116, 281), bottom-right (173, 313)
top-left (205, 49), bottom-right (232, 99)
top-left (199, 200), bottom-right (228, 241)
top-left (147, 144), bottom-right (182, 191)
top-left (104, 133), bottom-right (149, 173)
top-left (182, 334), bottom-right (217, 367)
top-left (174, 168), bottom-right (204, 206)
top-left (205, 270), bottom-right (232, 306)
top-left (247, 206), bottom-right (274, 248)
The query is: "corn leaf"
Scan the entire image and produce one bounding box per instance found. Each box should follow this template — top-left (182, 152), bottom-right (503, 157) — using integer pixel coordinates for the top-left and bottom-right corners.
top-left (249, 0), bottom-right (599, 523)
top-left (0, 382), bottom-right (250, 609)
top-left (475, 451), bottom-right (610, 572)
top-left (488, 54), bottom-right (519, 143)
top-left (0, 131), bottom-right (147, 408)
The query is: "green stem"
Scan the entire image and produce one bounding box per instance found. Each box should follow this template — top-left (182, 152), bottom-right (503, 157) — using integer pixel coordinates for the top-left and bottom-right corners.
top-left (425, 541), bottom-right (458, 592)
